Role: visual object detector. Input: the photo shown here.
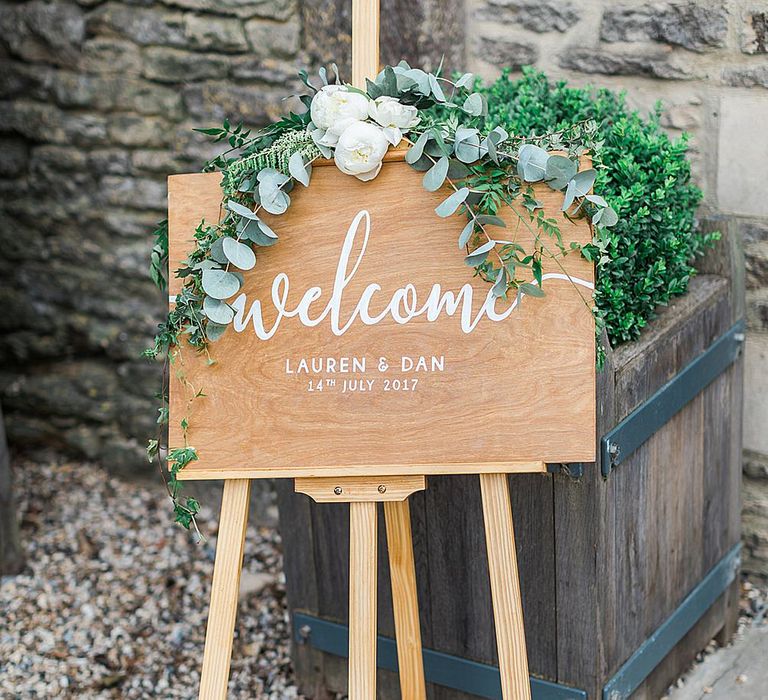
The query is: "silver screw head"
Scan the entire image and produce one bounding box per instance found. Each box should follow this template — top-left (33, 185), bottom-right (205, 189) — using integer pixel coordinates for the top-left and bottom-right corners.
top-left (333, 486), bottom-right (343, 495)
top-left (377, 484), bottom-right (387, 494)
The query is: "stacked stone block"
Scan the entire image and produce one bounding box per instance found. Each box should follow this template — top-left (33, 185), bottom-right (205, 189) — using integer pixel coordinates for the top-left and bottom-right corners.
top-left (0, 0), bottom-right (303, 473)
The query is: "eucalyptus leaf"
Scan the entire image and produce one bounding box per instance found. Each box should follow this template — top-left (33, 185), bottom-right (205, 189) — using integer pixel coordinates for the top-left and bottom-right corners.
top-left (464, 239), bottom-right (496, 266)
top-left (203, 296), bottom-right (235, 325)
top-left (259, 180), bottom-right (290, 215)
top-left (476, 214), bottom-right (507, 228)
top-left (517, 144), bottom-right (549, 182)
top-left (458, 220), bottom-right (475, 248)
top-left (462, 93), bottom-right (485, 117)
top-left (545, 155), bottom-right (577, 190)
top-left (455, 72), bottom-right (474, 89)
top-left (406, 131), bottom-right (430, 164)
top-left (257, 168), bottom-right (290, 187)
top-left (403, 68), bottom-right (430, 94)
top-left (205, 321), bottom-right (228, 342)
top-left (519, 282), bottom-right (545, 298)
top-left (492, 267), bottom-right (508, 298)
top-left (447, 159), bottom-right (471, 179)
top-left (435, 187), bottom-right (469, 217)
top-left (288, 151), bottom-right (311, 187)
top-left (227, 200), bottom-right (258, 220)
top-left (423, 156), bottom-right (449, 192)
top-left (202, 269), bottom-right (241, 300)
top-left (242, 219), bottom-right (278, 247)
top-left (222, 237), bottom-right (256, 270)
top-left (209, 237), bottom-right (228, 264)
top-left (586, 193), bottom-right (608, 207)
top-left (428, 73), bottom-right (446, 102)
top-left (572, 168), bottom-right (597, 196)
top-left (599, 206), bottom-right (619, 227)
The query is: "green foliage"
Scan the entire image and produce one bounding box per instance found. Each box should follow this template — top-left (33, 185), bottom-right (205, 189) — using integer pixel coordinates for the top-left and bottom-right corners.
top-left (477, 68), bottom-right (718, 347)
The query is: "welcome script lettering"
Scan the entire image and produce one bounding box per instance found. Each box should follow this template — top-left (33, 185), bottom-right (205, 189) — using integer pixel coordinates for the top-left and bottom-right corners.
top-left (189, 210), bottom-right (594, 340)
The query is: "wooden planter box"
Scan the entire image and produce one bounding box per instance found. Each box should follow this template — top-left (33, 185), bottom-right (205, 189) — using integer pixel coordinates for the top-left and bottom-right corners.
top-left (275, 218), bottom-right (744, 700)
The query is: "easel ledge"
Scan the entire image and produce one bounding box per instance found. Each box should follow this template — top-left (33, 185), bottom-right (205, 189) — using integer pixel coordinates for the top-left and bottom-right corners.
top-left (177, 461), bottom-right (548, 480)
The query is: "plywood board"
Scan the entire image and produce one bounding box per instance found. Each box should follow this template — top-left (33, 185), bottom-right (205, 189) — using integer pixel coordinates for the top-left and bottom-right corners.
top-left (168, 158), bottom-right (596, 479)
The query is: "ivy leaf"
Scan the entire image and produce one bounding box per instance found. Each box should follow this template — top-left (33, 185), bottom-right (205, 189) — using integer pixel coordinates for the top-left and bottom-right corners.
top-left (222, 237), bottom-right (256, 270)
top-left (288, 151), bottom-right (311, 187)
top-left (464, 239), bottom-right (496, 266)
top-left (458, 220), bottom-right (475, 248)
top-left (435, 187), bottom-right (469, 217)
top-left (201, 269), bottom-right (241, 300)
top-left (203, 296), bottom-right (235, 325)
top-left (423, 156), bottom-right (449, 192)
top-left (545, 155), bottom-right (577, 190)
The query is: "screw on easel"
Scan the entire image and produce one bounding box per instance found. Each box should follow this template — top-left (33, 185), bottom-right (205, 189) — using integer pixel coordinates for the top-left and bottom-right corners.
top-left (333, 486), bottom-right (343, 495)
top-left (298, 624), bottom-right (311, 644)
top-left (377, 484), bottom-right (387, 494)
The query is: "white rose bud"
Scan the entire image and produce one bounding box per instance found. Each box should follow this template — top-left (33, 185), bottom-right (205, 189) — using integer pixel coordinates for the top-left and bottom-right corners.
top-left (310, 85), bottom-right (370, 146)
top-left (368, 96), bottom-right (420, 130)
top-left (333, 121), bottom-right (390, 182)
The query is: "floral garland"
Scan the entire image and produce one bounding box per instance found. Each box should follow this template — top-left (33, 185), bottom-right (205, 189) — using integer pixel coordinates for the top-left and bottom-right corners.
top-left (145, 61), bottom-right (617, 535)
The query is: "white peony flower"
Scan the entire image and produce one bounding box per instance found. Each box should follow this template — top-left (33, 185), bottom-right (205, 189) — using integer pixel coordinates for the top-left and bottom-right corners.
top-left (310, 85), bottom-right (370, 146)
top-left (368, 96), bottom-right (420, 145)
top-left (333, 121), bottom-right (390, 182)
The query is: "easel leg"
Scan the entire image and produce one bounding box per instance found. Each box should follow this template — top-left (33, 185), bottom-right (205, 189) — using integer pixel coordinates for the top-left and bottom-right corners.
top-left (199, 479), bottom-right (252, 700)
top-left (384, 500), bottom-right (427, 700)
top-left (479, 473), bottom-right (531, 700)
top-left (348, 501), bottom-right (378, 700)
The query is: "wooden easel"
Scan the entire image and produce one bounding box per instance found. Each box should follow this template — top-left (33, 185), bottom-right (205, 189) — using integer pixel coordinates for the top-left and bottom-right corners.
top-left (196, 2), bottom-right (535, 698)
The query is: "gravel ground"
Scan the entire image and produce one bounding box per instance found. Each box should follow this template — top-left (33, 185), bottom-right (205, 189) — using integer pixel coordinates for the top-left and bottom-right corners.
top-left (3, 460), bottom-right (766, 700)
top-left (0, 460), bottom-right (303, 699)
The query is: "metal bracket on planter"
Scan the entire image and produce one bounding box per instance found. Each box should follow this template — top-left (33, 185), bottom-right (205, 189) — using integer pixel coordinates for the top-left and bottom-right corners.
top-left (293, 612), bottom-right (587, 700)
top-left (600, 319), bottom-right (745, 477)
top-left (602, 543), bottom-right (741, 700)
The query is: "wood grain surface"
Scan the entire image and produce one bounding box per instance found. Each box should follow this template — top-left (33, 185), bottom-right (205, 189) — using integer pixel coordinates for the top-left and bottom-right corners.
top-left (480, 473), bottom-right (532, 700)
top-left (384, 499), bottom-right (427, 700)
top-left (295, 474), bottom-right (425, 502)
top-left (168, 160), bottom-right (596, 480)
top-left (348, 501), bottom-right (378, 699)
top-left (198, 479), bottom-right (251, 700)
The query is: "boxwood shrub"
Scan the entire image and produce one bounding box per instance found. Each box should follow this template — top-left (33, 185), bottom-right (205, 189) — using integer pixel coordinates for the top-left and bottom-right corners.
top-left (477, 68), bottom-right (717, 348)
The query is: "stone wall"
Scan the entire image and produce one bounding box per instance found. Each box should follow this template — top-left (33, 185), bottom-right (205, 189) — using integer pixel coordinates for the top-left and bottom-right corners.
top-left (0, 0), bottom-right (304, 474)
top-left (1, 0), bottom-right (767, 573)
top-left (467, 0), bottom-right (768, 576)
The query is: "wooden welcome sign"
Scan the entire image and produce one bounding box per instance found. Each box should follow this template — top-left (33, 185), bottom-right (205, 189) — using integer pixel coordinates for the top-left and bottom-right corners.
top-left (167, 3), bottom-right (596, 699)
top-left (168, 162), bottom-right (595, 478)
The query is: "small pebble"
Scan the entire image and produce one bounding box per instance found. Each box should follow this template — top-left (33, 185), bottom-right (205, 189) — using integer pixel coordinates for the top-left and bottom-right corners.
top-left (0, 460), bottom-right (345, 699)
